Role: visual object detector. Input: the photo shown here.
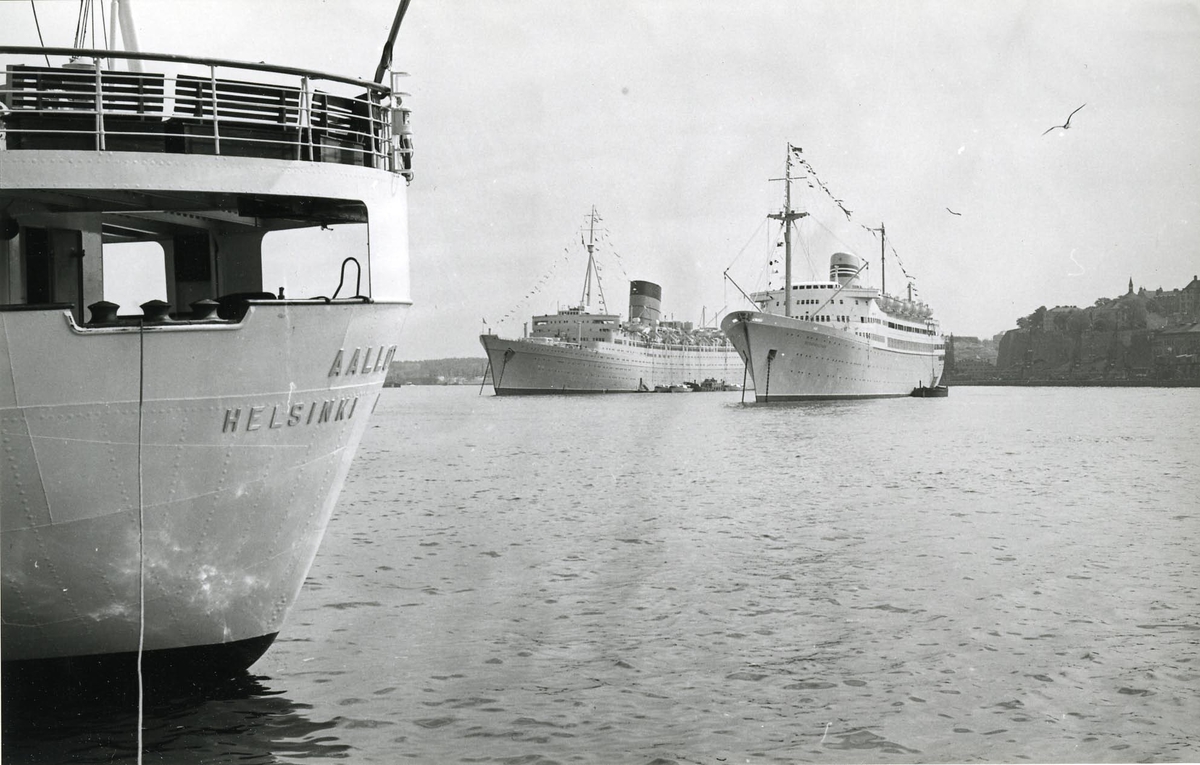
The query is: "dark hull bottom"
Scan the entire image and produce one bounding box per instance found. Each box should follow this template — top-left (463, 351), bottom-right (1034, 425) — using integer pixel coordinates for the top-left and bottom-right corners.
top-left (2, 632), bottom-right (278, 703)
top-left (753, 392), bottom-right (913, 403)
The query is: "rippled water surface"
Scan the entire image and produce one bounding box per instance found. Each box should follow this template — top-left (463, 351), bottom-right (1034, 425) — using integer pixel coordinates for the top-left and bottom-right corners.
top-left (5, 386), bottom-right (1199, 763)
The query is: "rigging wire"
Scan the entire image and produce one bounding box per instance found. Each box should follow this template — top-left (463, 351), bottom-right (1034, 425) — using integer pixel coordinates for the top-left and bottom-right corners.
top-left (73, 0), bottom-right (88, 49)
top-left (29, 0), bottom-right (51, 65)
top-left (794, 154), bottom-right (923, 298)
top-left (495, 235), bottom-right (576, 327)
top-left (72, 0), bottom-right (83, 48)
top-left (99, 0), bottom-right (109, 56)
top-left (722, 215), bottom-right (769, 273)
top-left (592, 228), bottom-right (630, 285)
top-left (720, 216), bottom-right (773, 302)
top-left (792, 221), bottom-right (817, 281)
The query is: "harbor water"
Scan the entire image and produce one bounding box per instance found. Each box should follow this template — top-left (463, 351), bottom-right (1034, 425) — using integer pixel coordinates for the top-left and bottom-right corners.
top-left (4, 385), bottom-right (1198, 763)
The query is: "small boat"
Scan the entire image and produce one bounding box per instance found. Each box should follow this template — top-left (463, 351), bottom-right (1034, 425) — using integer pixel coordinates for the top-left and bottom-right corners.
top-left (910, 384), bottom-right (949, 398)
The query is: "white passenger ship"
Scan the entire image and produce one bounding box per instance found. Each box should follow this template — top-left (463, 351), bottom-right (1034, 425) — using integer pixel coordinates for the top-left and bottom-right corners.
top-left (721, 147), bottom-right (944, 401)
top-left (480, 209), bottom-right (736, 394)
top-left (1, 4), bottom-right (414, 676)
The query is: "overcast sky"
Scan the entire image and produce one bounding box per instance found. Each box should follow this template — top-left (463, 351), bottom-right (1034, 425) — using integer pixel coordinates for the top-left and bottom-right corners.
top-left (4, 0), bottom-right (1198, 358)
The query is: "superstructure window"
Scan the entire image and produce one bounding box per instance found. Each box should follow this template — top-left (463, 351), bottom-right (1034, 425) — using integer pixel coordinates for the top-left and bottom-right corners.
top-left (262, 224), bottom-right (368, 300)
top-left (103, 241), bottom-right (168, 314)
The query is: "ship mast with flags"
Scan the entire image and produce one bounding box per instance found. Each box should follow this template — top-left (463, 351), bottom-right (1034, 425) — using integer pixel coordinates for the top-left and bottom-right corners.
top-left (578, 205), bottom-right (608, 313)
top-left (767, 144), bottom-right (810, 318)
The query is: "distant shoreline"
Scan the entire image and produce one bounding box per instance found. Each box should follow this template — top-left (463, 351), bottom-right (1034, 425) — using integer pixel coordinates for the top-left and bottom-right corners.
top-left (950, 380), bottom-right (1199, 388)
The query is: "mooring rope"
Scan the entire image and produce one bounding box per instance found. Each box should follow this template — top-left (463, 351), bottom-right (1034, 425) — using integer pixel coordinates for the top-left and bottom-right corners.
top-left (136, 319), bottom-right (146, 765)
top-left (478, 358), bottom-right (492, 395)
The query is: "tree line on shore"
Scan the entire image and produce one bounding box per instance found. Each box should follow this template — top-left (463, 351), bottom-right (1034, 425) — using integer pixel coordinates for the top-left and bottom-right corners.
top-left (385, 357), bottom-right (488, 386)
top-left (947, 277), bottom-right (1200, 384)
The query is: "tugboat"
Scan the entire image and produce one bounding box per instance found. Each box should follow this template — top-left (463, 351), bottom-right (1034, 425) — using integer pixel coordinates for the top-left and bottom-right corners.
top-left (1, 3), bottom-right (414, 677)
top-left (910, 384), bottom-right (950, 398)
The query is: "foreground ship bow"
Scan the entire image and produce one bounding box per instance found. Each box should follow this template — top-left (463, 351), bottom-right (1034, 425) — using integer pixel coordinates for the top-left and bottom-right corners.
top-left (1, 31), bottom-right (414, 674)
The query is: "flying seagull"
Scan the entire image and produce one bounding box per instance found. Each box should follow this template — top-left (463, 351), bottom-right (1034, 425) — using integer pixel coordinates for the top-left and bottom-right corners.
top-left (1043, 103), bottom-right (1086, 135)
top-left (946, 207), bottom-right (962, 216)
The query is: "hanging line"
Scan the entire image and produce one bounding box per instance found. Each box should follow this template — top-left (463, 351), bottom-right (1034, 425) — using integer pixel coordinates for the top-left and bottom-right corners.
top-left (136, 319), bottom-right (147, 765)
top-left (478, 358), bottom-right (492, 395)
top-left (723, 215), bottom-right (769, 272)
top-left (593, 229), bottom-right (630, 285)
top-left (72, 0), bottom-right (87, 49)
top-left (99, 0), bottom-right (109, 53)
top-left (763, 219), bottom-right (784, 291)
top-left (497, 236), bottom-right (577, 326)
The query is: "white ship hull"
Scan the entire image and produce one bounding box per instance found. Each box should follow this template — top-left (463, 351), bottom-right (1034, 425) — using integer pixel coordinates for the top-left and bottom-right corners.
top-left (480, 333), bottom-right (739, 394)
top-left (1, 302), bottom-right (404, 664)
top-left (723, 311), bottom-right (943, 401)
top-left (1, 37), bottom-right (416, 676)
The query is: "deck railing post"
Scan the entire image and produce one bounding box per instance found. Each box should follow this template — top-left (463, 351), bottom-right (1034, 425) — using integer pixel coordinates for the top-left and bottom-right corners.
top-left (209, 65), bottom-right (220, 155)
top-left (300, 75), bottom-right (311, 161)
top-left (93, 64), bottom-right (105, 150)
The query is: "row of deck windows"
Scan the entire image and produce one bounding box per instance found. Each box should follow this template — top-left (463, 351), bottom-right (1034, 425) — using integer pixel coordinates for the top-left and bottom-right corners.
top-left (887, 337), bottom-right (945, 352)
top-left (886, 320), bottom-right (936, 336)
top-left (774, 297), bottom-right (849, 308)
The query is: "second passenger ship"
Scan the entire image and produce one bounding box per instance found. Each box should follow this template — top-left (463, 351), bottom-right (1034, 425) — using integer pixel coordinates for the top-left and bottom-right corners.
top-left (480, 209), bottom-right (737, 394)
top-left (722, 146), bottom-right (945, 401)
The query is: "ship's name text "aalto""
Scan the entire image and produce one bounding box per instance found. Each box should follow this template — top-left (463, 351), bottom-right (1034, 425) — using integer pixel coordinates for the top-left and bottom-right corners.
top-left (221, 344), bottom-right (397, 433)
top-left (329, 345), bottom-right (397, 378)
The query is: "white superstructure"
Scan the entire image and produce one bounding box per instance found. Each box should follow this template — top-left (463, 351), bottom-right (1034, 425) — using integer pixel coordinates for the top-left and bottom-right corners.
top-left (1, 10), bottom-right (414, 675)
top-left (722, 147), bottom-right (944, 401)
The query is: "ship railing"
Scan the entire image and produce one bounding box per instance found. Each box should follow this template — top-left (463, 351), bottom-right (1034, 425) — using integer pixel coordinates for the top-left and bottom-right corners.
top-left (0, 46), bottom-right (413, 178)
top-left (625, 339), bottom-right (731, 352)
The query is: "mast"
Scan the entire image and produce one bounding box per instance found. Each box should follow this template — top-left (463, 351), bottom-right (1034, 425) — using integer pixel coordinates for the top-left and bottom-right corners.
top-left (115, 0), bottom-right (142, 72)
top-left (880, 222), bottom-right (886, 297)
top-left (768, 145), bottom-right (808, 318)
top-left (374, 0), bottom-right (412, 83)
top-left (869, 221), bottom-right (886, 297)
top-left (580, 206), bottom-right (599, 308)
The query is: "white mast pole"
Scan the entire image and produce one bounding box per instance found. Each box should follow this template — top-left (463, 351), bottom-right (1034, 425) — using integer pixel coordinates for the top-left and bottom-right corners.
top-left (116, 0), bottom-right (142, 72)
top-left (109, 0), bottom-right (119, 64)
top-left (783, 152), bottom-right (793, 317)
top-left (768, 145), bottom-right (808, 319)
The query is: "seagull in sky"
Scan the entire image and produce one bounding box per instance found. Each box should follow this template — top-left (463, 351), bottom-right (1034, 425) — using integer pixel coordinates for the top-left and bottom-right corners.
top-left (1042, 103), bottom-right (1086, 135)
top-left (946, 207), bottom-right (961, 216)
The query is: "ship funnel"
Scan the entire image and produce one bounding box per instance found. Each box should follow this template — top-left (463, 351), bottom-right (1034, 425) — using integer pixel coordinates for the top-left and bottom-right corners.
top-left (629, 280), bottom-right (661, 326)
top-left (829, 252), bottom-right (862, 286)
